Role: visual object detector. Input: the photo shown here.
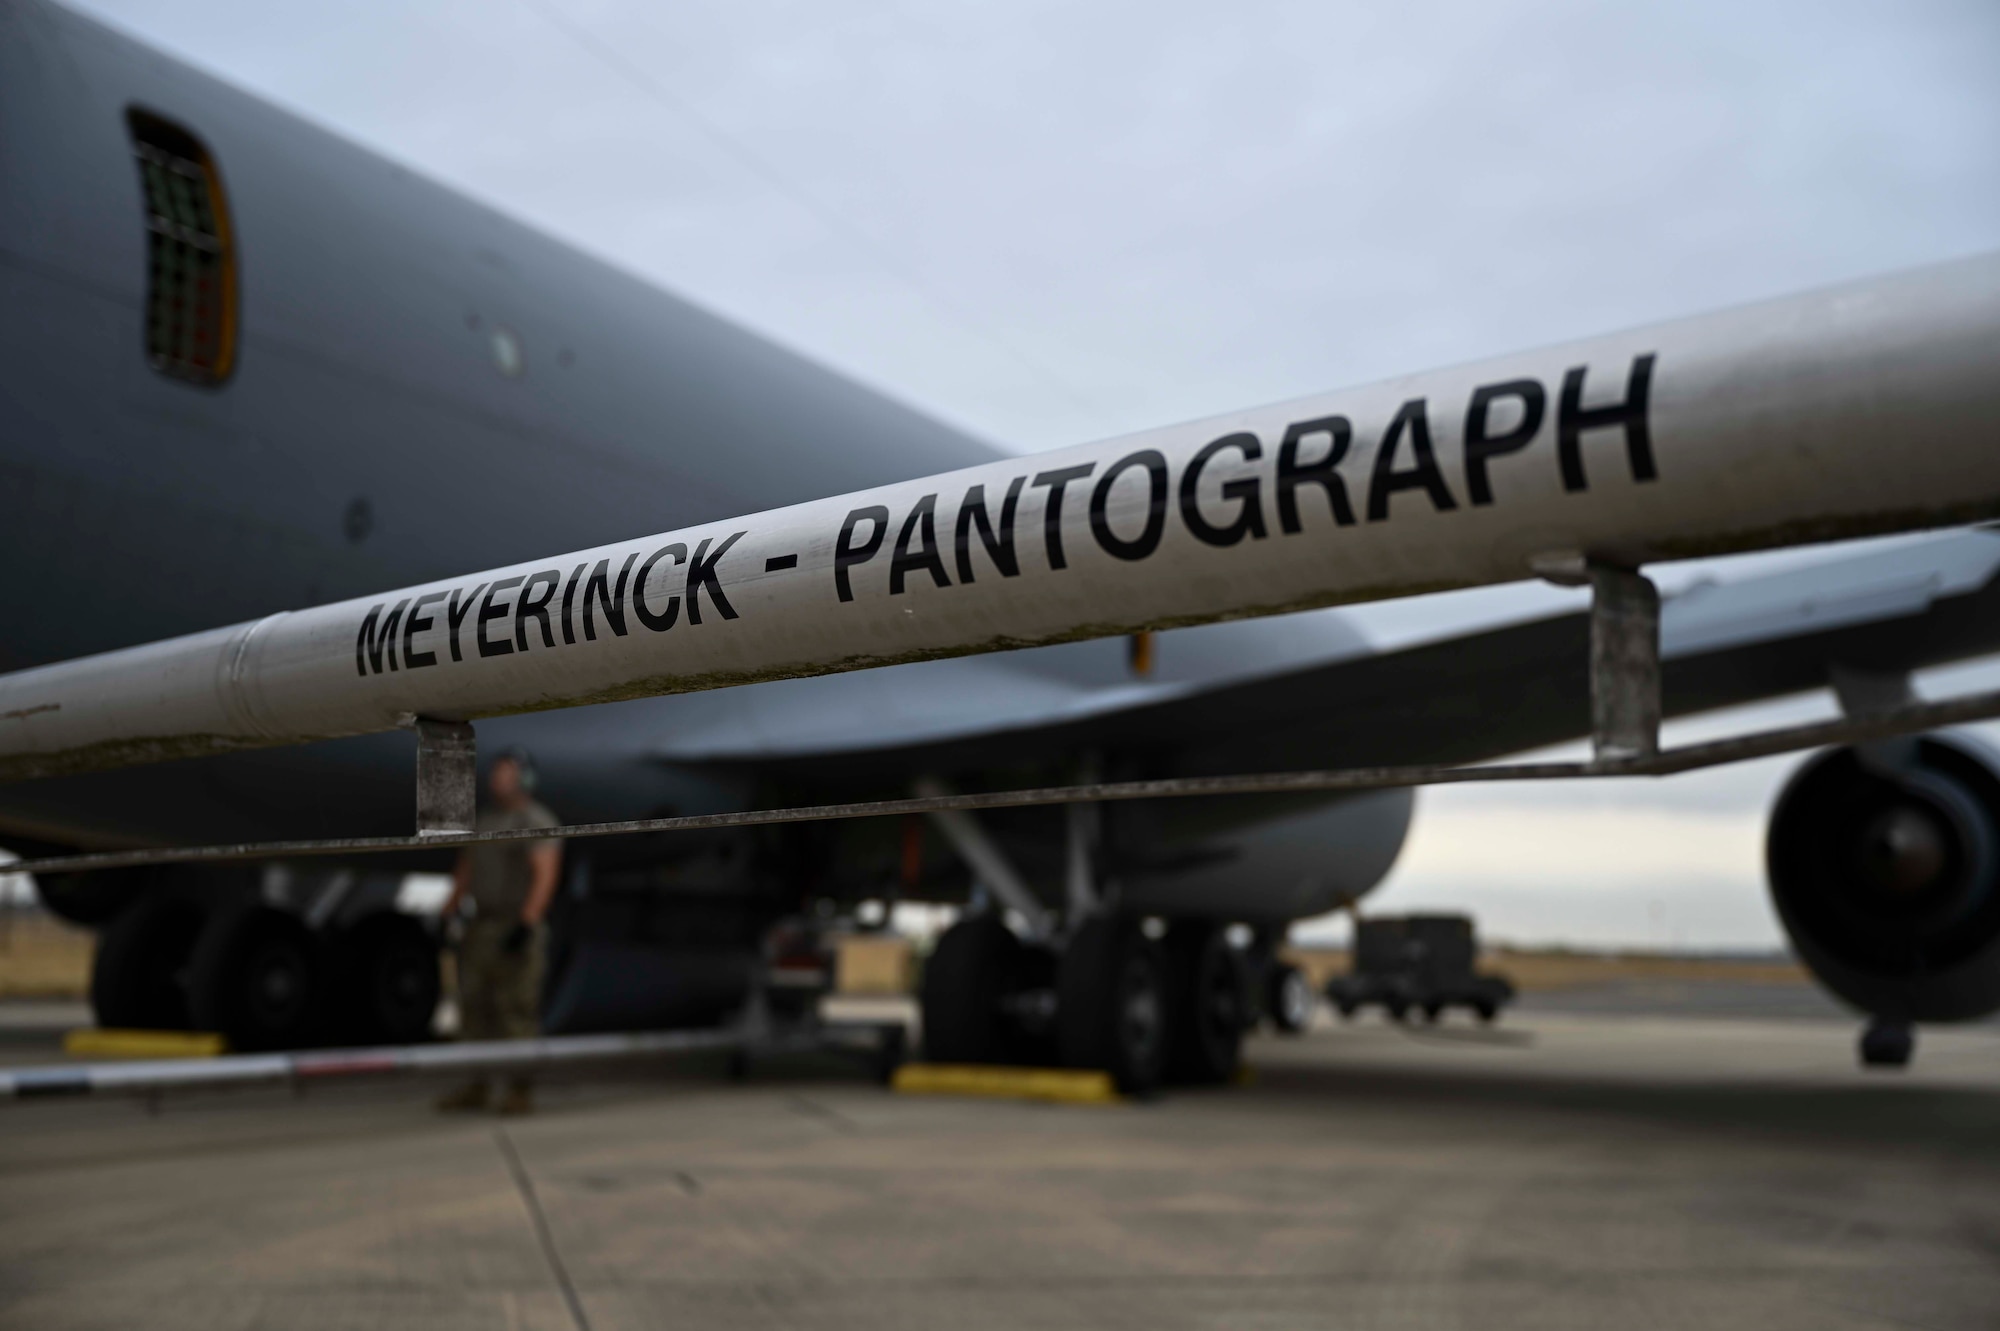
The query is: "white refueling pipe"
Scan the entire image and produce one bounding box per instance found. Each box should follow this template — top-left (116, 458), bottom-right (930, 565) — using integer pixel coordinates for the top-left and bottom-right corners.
top-left (2, 254), bottom-right (1998, 783)
top-left (0, 1021), bottom-right (905, 1101)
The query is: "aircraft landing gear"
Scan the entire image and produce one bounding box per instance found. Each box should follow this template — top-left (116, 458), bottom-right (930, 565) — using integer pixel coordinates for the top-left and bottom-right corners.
top-left (187, 905), bottom-right (328, 1052)
top-left (326, 912), bottom-right (441, 1046)
top-left (1859, 1019), bottom-right (1915, 1069)
top-left (1266, 961), bottom-right (1314, 1035)
top-left (89, 895), bottom-right (206, 1030)
top-left (81, 867), bottom-right (438, 1053)
top-left (1056, 917), bottom-right (1168, 1095)
top-left (919, 915), bottom-right (1029, 1065)
top-left (1161, 921), bottom-right (1246, 1084)
top-left (918, 913), bottom-right (1257, 1096)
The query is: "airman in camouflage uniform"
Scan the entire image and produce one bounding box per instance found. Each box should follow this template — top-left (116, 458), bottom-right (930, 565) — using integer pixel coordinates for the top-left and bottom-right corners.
top-left (436, 750), bottom-right (561, 1116)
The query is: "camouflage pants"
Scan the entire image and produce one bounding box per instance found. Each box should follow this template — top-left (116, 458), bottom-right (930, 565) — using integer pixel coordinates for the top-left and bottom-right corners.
top-left (456, 918), bottom-right (545, 1041)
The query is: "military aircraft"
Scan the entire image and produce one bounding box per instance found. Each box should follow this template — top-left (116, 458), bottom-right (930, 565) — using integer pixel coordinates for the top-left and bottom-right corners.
top-left (6, 0), bottom-right (2000, 1090)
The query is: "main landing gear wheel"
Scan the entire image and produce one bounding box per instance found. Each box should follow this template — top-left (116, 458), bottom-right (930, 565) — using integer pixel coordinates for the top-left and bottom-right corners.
top-left (1058, 917), bottom-right (1169, 1095)
top-left (327, 912), bottom-right (441, 1046)
top-left (921, 915), bottom-right (1026, 1065)
top-left (187, 905), bottom-right (328, 1051)
top-left (1267, 961), bottom-right (1314, 1035)
top-left (90, 895), bottom-right (207, 1031)
top-left (1162, 922), bottom-right (1246, 1085)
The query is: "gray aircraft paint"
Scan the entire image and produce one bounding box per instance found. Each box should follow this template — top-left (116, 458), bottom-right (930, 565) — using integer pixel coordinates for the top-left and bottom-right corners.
top-left (0, 2), bottom-right (1410, 923)
top-left (0, 0), bottom-right (995, 675)
top-left (3, 253), bottom-right (1997, 782)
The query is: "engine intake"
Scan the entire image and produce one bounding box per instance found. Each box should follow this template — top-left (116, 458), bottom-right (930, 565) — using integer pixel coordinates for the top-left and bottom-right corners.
top-left (1767, 734), bottom-right (2000, 1022)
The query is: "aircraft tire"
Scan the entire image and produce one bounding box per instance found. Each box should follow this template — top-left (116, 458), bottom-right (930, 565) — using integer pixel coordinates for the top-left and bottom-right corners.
top-left (40, 867), bottom-right (154, 929)
top-left (327, 912), bottom-right (440, 1046)
top-left (187, 905), bottom-right (328, 1051)
top-left (921, 915), bottom-right (1024, 1065)
top-left (1057, 917), bottom-right (1168, 1094)
top-left (89, 895), bottom-right (207, 1031)
top-left (1162, 922), bottom-right (1245, 1085)
top-left (1266, 961), bottom-right (1314, 1035)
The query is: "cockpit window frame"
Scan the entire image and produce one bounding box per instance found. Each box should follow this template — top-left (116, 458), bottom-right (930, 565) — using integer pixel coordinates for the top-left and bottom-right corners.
top-left (126, 108), bottom-right (238, 387)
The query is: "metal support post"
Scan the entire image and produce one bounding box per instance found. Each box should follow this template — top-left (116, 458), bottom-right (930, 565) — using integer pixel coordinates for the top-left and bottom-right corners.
top-left (414, 718), bottom-right (477, 835)
top-left (1588, 562), bottom-right (1660, 761)
top-left (1065, 801), bottom-right (1098, 921)
top-left (1064, 754), bottom-right (1101, 922)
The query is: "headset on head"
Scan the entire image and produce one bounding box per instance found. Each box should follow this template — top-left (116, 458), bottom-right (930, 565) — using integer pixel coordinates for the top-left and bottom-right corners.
top-left (493, 746), bottom-right (539, 794)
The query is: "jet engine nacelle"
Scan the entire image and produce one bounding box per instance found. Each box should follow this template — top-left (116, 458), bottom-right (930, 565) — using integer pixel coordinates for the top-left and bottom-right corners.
top-left (1767, 733), bottom-right (2000, 1023)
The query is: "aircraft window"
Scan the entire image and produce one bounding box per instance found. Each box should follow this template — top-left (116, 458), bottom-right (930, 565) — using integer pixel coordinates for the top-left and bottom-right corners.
top-left (127, 110), bottom-right (237, 385)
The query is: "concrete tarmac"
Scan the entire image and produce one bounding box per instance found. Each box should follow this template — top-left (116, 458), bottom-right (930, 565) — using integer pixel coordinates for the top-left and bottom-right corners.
top-left (2, 1007), bottom-right (1997, 1330)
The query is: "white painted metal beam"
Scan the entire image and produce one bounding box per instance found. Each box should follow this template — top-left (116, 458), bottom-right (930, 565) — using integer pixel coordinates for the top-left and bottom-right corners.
top-left (3, 255), bottom-right (1998, 783)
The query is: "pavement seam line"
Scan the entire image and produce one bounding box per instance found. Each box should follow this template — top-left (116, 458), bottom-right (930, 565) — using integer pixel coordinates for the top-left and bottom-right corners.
top-left (787, 1093), bottom-right (859, 1132)
top-left (495, 1125), bottom-right (592, 1331)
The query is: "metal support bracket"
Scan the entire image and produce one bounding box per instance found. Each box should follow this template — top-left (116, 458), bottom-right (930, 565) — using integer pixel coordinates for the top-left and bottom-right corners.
top-left (1587, 562), bottom-right (1661, 761)
top-left (1830, 664), bottom-right (1915, 719)
top-left (414, 718), bottom-right (476, 835)
top-left (913, 775), bottom-right (1055, 940)
top-left (1830, 663), bottom-right (1919, 773)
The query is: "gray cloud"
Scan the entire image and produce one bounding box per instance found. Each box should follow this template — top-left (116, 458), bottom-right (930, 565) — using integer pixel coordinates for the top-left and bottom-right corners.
top-left (72, 0), bottom-right (2000, 449)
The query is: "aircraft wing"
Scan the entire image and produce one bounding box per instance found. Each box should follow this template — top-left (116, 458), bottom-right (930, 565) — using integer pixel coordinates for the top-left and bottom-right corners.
top-left (652, 528), bottom-right (2000, 789)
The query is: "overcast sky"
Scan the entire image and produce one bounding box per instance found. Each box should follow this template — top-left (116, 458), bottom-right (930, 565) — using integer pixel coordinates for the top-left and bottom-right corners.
top-left (53, 0), bottom-right (2000, 948)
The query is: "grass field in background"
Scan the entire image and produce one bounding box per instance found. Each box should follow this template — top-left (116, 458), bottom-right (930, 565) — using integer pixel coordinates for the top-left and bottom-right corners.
top-left (0, 910), bottom-right (93, 999)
